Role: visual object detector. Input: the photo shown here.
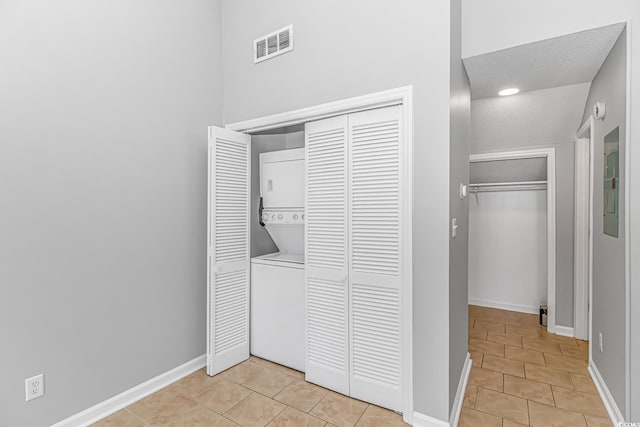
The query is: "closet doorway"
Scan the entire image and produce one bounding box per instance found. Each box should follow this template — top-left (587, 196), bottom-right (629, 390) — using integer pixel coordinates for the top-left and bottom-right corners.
top-left (574, 117), bottom-right (594, 341)
top-left (207, 86), bottom-right (414, 422)
top-left (468, 148), bottom-right (557, 332)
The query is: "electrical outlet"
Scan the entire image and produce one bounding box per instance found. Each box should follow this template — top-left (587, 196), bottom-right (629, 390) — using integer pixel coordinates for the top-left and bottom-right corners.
top-left (25, 374), bottom-right (44, 402)
top-left (599, 332), bottom-right (604, 353)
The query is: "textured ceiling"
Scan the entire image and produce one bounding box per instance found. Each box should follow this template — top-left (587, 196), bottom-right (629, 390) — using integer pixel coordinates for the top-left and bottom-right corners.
top-left (471, 83), bottom-right (591, 150)
top-left (463, 23), bottom-right (624, 100)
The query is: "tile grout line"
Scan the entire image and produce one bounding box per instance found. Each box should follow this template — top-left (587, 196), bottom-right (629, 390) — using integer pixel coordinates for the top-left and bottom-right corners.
top-left (468, 306), bottom-right (606, 426)
top-left (221, 390), bottom-right (256, 420)
top-left (265, 401), bottom-right (288, 427)
top-left (107, 307), bottom-right (599, 427)
top-left (307, 389), bottom-right (327, 415)
top-left (217, 361), bottom-right (331, 426)
top-left (472, 378), bottom-right (585, 424)
top-left (124, 408), bottom-right (152, 426)
top-left (352, 404), bottom-right (371, 427)
top-left (468, 397), bottom-right (526, 426)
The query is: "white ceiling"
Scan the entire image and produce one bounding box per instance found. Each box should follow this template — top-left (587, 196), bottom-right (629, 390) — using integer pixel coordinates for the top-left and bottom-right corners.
top-left (463, 23), bottom-right (625, 100)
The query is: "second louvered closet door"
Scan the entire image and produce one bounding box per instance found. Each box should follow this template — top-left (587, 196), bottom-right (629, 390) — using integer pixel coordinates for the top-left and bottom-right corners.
top-left (304, 115), bottom-right (350, 395)
top-left (304, 106), bottom-right (404, 412)
top-left (348, 106), bottom-right (403, 411)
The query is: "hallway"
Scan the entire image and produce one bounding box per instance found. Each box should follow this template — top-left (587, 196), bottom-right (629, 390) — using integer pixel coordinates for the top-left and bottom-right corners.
top-left (460, 305), bottom-right (609, 426)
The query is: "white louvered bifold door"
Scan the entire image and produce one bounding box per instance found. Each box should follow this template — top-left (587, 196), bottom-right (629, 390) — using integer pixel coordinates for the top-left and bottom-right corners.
top-left (348, 106), bottom-right (403, 411)
top-left (207, 126), bottom-right (251, 376)
top-left (304, 115), bottom-right (350, 395)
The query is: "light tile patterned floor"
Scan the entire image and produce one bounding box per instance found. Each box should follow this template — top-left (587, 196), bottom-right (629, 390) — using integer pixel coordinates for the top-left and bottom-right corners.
top-left (92, 357), bottom-right (407, 427)
top-left (461, 305), bottom-right (611, 427)
top-left (93, 305), bottom-right (610, 426)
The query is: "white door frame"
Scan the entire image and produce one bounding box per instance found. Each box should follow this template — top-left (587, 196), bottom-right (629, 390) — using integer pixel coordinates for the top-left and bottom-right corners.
top-left (225, 86), bottom-right (414, 423)
top-left (575, 117), bottom-right (595, 342)
top-left (469, 148), bottom-right (557, 333)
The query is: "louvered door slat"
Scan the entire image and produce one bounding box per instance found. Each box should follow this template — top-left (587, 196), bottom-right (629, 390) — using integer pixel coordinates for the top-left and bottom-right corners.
top-left (348, 106), bottom-right (403, 411)
top-left (207, 126), bottom-right (251, 376)
top-left (304, 115), bottom-right (349, 395)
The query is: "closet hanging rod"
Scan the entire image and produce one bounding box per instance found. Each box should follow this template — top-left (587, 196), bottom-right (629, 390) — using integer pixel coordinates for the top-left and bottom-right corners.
top-left (469, 186), bottom-right (547, 193)
top-left (469, 180), bottom-right (547, 187)
top-left (469, 181), bottom-right (547, 193)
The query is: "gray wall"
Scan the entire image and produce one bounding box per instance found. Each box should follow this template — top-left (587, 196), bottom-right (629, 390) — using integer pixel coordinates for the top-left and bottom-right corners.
top-left (0, 1), bottom-right (223, 425)
top-left (470, 88), bottom-right (579, 328)
top-left (449, 0), bottom-right (471, 413)
top-left (581, 29), bottom-right (627, 415)
top-left (470, 158), bottom-right (547, 184)
top-left (220, 0), bottom-right (455, 420)
top-left (471, 84), bottom-right (591, 147)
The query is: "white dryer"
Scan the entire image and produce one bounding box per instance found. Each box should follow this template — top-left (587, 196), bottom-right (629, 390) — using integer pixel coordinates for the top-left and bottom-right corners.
top-left (250, 148), bottom-right (305, 372)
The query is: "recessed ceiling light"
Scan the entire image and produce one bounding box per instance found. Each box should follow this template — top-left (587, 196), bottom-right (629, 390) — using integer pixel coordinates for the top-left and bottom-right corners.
top-left (499, 88), bottom-right (520, 96)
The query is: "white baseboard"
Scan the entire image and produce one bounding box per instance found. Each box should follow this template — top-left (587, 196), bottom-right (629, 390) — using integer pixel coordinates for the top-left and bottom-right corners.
top-left (450, 353), bottom-right (472, 427)
top-left (413, 353), bottom-right (472, 427)
top-left (51, 355), bottom-right (206, 427)
top-left (412, 411), bottom-right (450, 427)
top-left (589, 360), bottom-right (624, 424)
top-left (469, 298), bottom-right (539, 315)
top-left (554, 326), bottom-right (575, 337)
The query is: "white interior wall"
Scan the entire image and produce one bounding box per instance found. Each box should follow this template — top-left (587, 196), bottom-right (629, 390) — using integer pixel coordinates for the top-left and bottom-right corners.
top-left (469, 190), bottom-right (548, 313)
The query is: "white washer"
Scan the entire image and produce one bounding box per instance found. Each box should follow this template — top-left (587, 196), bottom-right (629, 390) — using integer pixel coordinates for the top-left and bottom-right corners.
top-left (251, 148), bottom-right (305, 372)
top-left (251, 253), bottom-right (305, 372)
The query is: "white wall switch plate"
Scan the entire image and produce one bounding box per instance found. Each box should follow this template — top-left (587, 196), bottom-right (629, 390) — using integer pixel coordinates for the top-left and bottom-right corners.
top-left (25, 374), bottom-right (44, 402)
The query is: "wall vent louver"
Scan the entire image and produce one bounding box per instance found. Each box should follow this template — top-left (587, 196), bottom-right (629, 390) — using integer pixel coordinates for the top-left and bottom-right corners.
top-left (254, 25), bottom-right (293, 63)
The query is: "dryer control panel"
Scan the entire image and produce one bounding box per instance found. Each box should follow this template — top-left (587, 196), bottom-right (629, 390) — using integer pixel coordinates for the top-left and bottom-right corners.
top-left (262, 210), bottom-right (305, 225)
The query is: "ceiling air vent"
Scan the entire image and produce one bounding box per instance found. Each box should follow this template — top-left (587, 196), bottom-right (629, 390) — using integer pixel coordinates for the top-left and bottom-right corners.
top-left (254, 25), bottom-right (293, 63)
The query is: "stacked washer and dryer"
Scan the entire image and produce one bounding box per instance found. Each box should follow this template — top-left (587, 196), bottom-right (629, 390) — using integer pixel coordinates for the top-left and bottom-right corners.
top-left (250, 148), bottom-right (305, 372)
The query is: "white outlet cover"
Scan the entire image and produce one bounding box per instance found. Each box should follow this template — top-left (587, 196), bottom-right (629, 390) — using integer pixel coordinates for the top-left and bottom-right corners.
top-left (25, 374), bottom-right (44, 402)
top-left (599, 332), bottom-right (604, 353)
